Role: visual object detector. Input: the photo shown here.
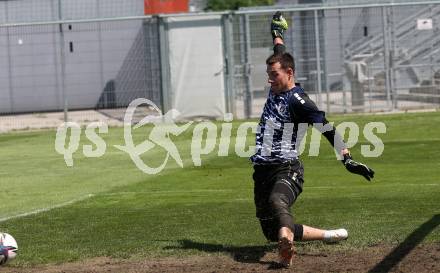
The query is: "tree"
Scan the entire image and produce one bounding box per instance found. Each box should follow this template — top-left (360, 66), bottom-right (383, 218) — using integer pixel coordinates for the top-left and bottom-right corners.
top-left (205, 0), bottom-right (274, 11)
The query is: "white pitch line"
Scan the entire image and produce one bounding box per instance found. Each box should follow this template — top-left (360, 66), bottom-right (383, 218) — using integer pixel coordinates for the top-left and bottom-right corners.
top-left (0, 194), bottom-right (94, 223)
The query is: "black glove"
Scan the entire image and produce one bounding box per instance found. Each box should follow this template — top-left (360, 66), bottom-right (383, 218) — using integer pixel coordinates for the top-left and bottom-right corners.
top-left (342, 154), bottom-right (375, 181)
top-left (271, 11), bottom-right (288, 41)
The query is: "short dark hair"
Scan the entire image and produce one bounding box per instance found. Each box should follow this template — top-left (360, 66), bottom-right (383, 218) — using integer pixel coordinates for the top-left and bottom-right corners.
top-left (266, 52), bottom-right (295, 72)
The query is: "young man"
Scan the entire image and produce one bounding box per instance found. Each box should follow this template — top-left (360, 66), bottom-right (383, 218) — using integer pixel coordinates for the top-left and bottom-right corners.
top-left (250, 12), bottom-right (375, 267)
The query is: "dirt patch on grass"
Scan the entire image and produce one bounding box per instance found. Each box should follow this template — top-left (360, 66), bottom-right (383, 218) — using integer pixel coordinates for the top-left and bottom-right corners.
top-left (3, 243), bottom-right (439, 273)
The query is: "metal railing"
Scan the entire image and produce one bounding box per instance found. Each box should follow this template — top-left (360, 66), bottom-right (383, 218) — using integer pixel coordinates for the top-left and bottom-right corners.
top-left (1, 0), bottom-right (440, 132)
top-left (231, 1), bottom-right (440, 117)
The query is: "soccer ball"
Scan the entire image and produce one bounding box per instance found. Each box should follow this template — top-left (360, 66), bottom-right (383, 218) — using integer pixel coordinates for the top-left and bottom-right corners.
top-left (0, 233), bottom-right (18, 265)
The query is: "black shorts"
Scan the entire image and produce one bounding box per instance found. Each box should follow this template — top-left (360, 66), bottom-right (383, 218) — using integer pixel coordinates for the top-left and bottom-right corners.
top-left (252, 160), bottom-right (304, 220)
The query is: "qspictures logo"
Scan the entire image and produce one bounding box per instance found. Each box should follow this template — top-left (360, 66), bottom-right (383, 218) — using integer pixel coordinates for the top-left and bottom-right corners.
top-left (55, 98), bottom-right (386, 175)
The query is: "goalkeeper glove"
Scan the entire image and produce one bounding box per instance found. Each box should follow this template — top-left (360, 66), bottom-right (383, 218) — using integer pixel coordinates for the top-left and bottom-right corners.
top-left (271, 11), bottom-right (289, 41)
top-left (342, 153), bottom-right (375, 181)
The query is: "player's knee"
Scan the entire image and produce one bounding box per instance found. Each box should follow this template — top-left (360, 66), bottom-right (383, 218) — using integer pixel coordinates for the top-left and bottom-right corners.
top-left (268, 193), bottom-right (289, 215)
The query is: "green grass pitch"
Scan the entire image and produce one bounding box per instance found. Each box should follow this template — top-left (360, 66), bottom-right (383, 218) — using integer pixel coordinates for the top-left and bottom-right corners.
top-left (0, 111), bottom-right (439, 266)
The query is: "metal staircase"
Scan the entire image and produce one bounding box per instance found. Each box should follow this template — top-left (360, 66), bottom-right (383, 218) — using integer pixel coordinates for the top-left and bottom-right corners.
top-left (344, 4), bottom-right (440, 87)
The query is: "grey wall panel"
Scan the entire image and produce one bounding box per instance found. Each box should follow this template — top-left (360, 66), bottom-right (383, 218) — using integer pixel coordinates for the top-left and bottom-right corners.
top-left (100, 21), bottom-right (141, 79)
top-left (63, 22), bottom-right (102, 109)
top-left (8, 25), bottom-right (60, 112)
top-left (0, 1), bottom-right (6, 23)
top-left (0, 0), bottom-right (150, 113)
top-left (98, 0), bottom-right (144, 18)
top-left (6, 0), bottom-right (56, 23)
top-left (143, 19), bottom-right (161, 105)
top-left (0, 0), bottom-right (144, 23)
top-left (0, 27), bottom-right (12, 113)
top-left (100, 20), bottom-right (145, 107)
top-left (61, 0), bottom-right (142, 20)
top-left (61, 0), bottom-right (98, 20)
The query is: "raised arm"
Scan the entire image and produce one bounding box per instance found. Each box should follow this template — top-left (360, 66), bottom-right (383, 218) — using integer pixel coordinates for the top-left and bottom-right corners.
top-left (271, 11), bottom-right (287, 55)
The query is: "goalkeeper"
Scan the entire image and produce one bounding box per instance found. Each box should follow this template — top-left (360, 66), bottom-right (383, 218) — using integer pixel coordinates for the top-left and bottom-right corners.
top-left (250, 12), bottom-right (375, 268)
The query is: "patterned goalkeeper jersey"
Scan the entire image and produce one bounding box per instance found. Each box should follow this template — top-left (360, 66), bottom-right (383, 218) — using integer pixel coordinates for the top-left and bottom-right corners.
top-left (250, 84), bottom-right (333, 165)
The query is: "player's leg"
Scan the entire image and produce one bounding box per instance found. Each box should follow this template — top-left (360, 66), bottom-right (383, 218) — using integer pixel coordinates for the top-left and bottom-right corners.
top-left (253, 164), bottom-right (279, 242)
top-left (269, 186), bottom-right (297, 268)
top-left (257, 218), bottom-right (304, 242)
top-left (301, 225), bottom-right (348, 242)
top-left (253, 162), bottom-right (302, 242)
top-left (301, 225), bottom-right (325, 240)
top-left (269, 160), bottom-right (304, 267)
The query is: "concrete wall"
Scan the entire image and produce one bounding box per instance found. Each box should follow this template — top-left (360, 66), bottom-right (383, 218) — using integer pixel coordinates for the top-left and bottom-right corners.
top-left (0, 0), bottom-right (144, 23)
top-left (0, 0), bottom-right (160, 114)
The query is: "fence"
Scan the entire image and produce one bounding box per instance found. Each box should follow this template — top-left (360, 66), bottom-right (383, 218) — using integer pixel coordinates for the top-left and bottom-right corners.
top-left (231, 2), bottom-right (440, 117)
top-left (1, 1), bottom-right (440, 131)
